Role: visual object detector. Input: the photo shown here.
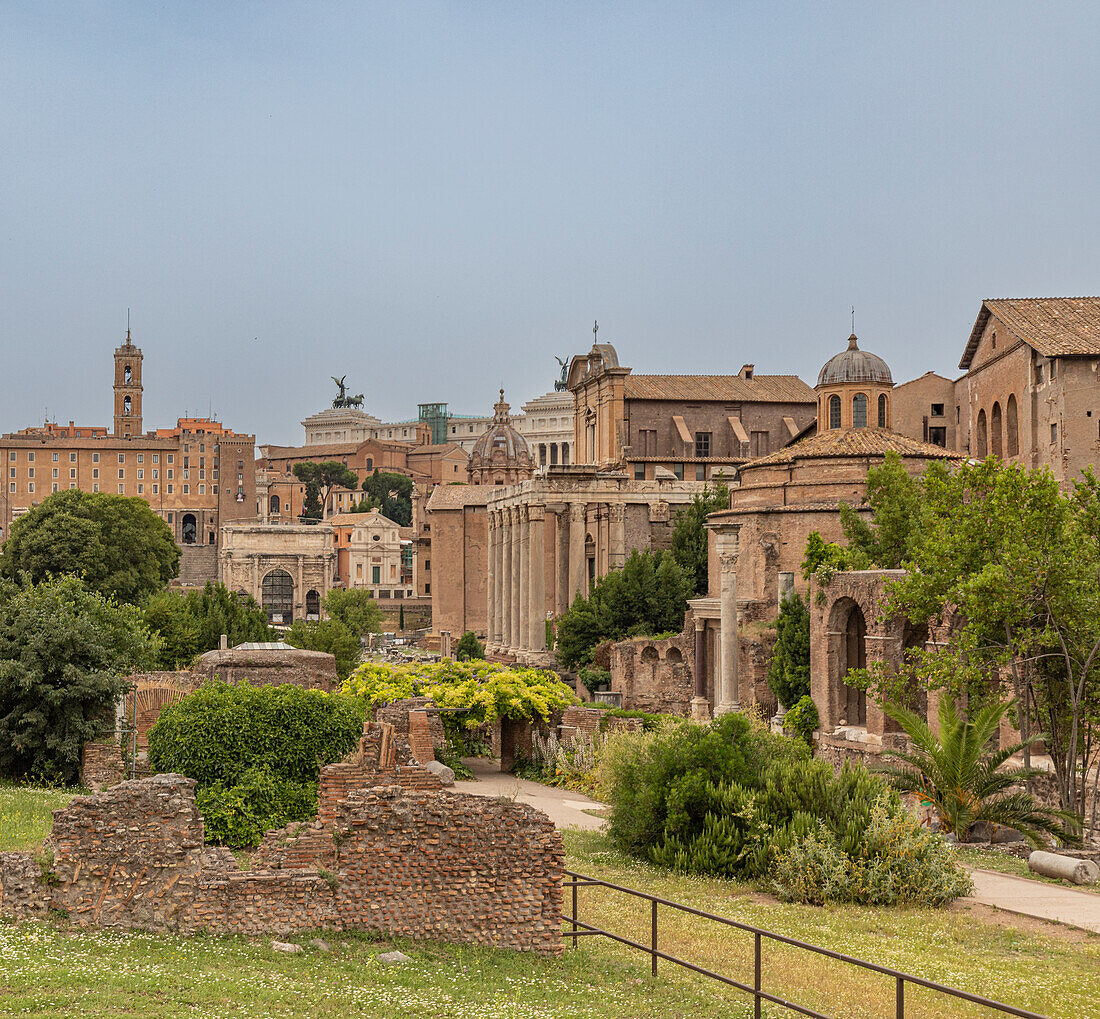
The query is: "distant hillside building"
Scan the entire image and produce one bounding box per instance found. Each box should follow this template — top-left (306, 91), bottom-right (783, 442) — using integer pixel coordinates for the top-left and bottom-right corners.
top-left (0, 330), bottom-right (255, 585)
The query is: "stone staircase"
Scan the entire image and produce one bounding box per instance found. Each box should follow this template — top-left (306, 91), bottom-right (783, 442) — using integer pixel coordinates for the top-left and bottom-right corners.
top-left (178, 544), bottom-right (218, 586)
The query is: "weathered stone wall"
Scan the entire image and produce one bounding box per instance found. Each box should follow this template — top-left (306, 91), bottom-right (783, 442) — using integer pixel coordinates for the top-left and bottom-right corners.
top-left (80, 740), bottom-right (126, 792)
top-left (559, 705), bottom-right (642, 741)
top-left (375, 697), bottom-right (447, 764)
top-left (193, 648), bottom-right (339, 693)
top-left (1, 772), bottom-right (563, 956)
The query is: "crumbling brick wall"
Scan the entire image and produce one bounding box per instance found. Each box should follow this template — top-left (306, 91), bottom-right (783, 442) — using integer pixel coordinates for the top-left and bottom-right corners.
top-left (1, 772), bottom-right (563, 956)
top-left (559, 706), bottom-right (642, 742)
top-left (375, 698), bottom-right (446, 765)
top-left (80, 740), bottom-right (126, 792)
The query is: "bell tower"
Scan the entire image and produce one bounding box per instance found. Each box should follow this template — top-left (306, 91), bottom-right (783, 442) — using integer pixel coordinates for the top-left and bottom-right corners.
top-left (113, 327), bottom-right (143, 437)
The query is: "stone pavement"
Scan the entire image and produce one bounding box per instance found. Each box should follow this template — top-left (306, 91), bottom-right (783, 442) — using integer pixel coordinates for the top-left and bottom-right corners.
top-left (452, 758), bottom-right (608, 831)
top-left (963, 867), bottom-right (1100, 934)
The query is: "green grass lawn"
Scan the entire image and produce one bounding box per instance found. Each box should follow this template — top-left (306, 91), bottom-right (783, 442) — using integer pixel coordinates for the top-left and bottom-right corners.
top-left (0, 782), bottom-right (83, 852)
top-left (1, 786), bottom-right (1098, 1018)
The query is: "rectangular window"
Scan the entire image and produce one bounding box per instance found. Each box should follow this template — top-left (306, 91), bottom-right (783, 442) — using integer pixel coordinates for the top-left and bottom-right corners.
top-left (7, 452), bottom-right (13, 461)
top-left (672, 463), bottom-right (684, 480)
top-left (167, 454), bottom-right (174, 464)
top-left (52, 452), bottom-right (58, 462)
top-left (118, 469), bottom-right (124, 479)
top-left (199, 484), bottom-right (205, 494)
top-left (1035, 363), bottom-right (1043, 384)
top-left (212, 470), bottom-right (217, 480)
top-left (696, 464), bottom-right (706, 480)
top-left (1051, 422), bottom-right (1059, 444)
top-left (694, 432), bottom-right (712, 458)
top-left (69, 452), bottom-right (76, 462)
top-left (167, 484), bottom-right (173, 494)
top-left (212, 485), bottom-right (217, 494)
top-left (118, 484), bottom-right (124, 494)
top-left (152, 454), bottom-right (159, 463)
top-left (7, 468), bottom-right (13, 479)
top-left (93, 483), bottom-right (98, 492)
top-left (634, 463), bottom-right (645, 480)
top-left (138, 453), bottom-right (144, 464)
top-left (52, 468), bottom-right (58, 478)
top-left (152, 469), bottom-right (158, 479)
top-left (137, 484), bottom-right (144, 494)
top-left (27, 452), bottom-right (33, 462)
top-left (183, 469), bottom-right (189, 480)
top-left (70, 468), bottom-right (76, 479)
top-left (28, 468), bottom-right (33, 479)
top-left (8, 483), bottom-right (13, 493)
top-left (138, 469), bottom-right (144, 479)
top-left (930, 404), bottom-right (945, 417)
top-left (52, 483), bottom-right (59, 492)
top-left (183, 485), bottom-right (189, 494)
top-left (118, 453), bottom-right (124, 463)
top-left (199, 469), bottom-right (205, 480)
top-left (168, 469), bottom-right (174, 479)
top-left (372, 565), bottom-right (381, 584)
top-left (28, 482), bottom-right (34, 493)
top-left (1050, 359), bottom-right (1058, 379)
top-left (93, 452), bottom-right (100, 463)
top-left (92, 469), bottom-right (99, 479)
top-left (152, 485), bottom-right (158, 494)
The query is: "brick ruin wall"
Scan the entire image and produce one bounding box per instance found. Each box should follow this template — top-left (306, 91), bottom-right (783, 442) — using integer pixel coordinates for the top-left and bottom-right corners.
top-left (80, 741), bottom-right (126, 792)
top-left (375, 697), bottom-right (447, 765)
top-left (0, 769), bottom-right (563, 956)
top-left (559, 706), bottom-right (642, 741)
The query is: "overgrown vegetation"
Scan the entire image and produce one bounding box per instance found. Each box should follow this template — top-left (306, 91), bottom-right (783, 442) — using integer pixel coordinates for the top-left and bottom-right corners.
top-left (602, 713), bottom-right (970, 906)
top-left (0, 575), bottom-right (158, 783)
top-left (143, 582), bottom-right (273, 669)
top-left (148, 682), bottom-right (363, 847)
top-left (555, 550), bottom-right (691, 669)
top-left (322, 587), bottom-right (384, 639)
top-left (0, 489), bottom-right (180, 603)
top-left (453, 630), bottom-right (484, 661)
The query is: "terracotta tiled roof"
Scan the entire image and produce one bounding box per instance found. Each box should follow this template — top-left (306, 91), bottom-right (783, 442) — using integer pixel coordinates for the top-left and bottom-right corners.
top-left (263, 442), bottom-right (361, 459)
top-left (623, 374), bottom-right (815, 403)
top-left (742, 428), bottom-right (964, 469)
top-left (408, 443), bottom-right (469, 457)
top-left (425, 485), bottom-right (494, 510)
top-left (961, 297), bottom-right (1100, 369)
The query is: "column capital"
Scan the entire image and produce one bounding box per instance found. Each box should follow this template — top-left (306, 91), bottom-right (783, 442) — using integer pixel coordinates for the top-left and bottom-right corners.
top-left (609, 502), bottom-right (626, 523)
top-left (569, 502), bottom-right (586, 523)
top-left (527, 504), bottom-right (545, 523)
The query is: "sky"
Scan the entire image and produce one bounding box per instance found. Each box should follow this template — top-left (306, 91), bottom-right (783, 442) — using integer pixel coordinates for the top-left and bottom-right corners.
top-left (2, 2), bottom-right (1099, 445)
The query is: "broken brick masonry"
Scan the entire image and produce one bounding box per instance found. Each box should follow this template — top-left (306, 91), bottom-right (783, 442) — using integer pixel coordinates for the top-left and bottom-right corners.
top-left (0, 722), bottom-right (564, 956)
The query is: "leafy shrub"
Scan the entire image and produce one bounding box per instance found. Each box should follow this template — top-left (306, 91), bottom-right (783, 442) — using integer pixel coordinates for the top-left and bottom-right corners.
top-left (578, 666), bottom-right (611, 694)
top-left (433, 741), bottom-right (474, 780)
top-left (597, 707), bottom-right (667, 733)
top-left (772, 804), bottom-right (973, 906)
top-left (604, 711), bottom-right (969, 907)
top-left (323, 588), bottom-right (383, 639)
top-left (783, 695), bottom-right (820, 746)
top-left (285, 618), bottom-right (362, 680)
top-left (148, 682), bottom-right (363, 787)
top-left (454, 631), bottom-right (485, 661)
top-left (196, 767), bottom-right (318, 849)
top-left (144, 582), bottom-right (272, 669)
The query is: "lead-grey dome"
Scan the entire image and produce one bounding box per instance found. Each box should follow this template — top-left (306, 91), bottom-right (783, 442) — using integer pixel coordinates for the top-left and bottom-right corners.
top-left (817, 334), bottom-right (893, 387)
top-left (470, 390), bottom-right (531, 464)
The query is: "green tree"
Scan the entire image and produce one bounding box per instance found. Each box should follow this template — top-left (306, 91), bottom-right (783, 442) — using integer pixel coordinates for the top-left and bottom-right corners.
top-left (454, 631), bottom-right (484, 661)
top-left (882, 460), bottom-right (1100, 820)
top-left (767, 592), bottom-right (810, 709)
top-left (669, 477), bottom-right (730, 595)
top-left (0, 575), bottom-right (159, 782)
top-left (144, 583), bottom-right (272, 669)
top-left (838, 452), bottom-right (939, 569)
top-left (285, 618), bottom-right (362, 680)
top-left (322, 587), bottom-right (383, 639)
top-left (556, 550), bottom-right (690, 669)
top-left (878, 697), bottom-right (1080, 846)
top-left (0, 489), bottom-right (179, 603)
top-left (292, 461), bottom-right (360, 519)
top-left (360, 470), bottom-right (415, 526)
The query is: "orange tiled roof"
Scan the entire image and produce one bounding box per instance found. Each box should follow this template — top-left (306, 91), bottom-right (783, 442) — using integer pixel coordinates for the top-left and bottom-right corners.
top-left (742, 427), bottom-right (964, 469)
top-left (961, 297), bottom-right (1100, 368)
top-left (623, 374), bottom-right (815, 403)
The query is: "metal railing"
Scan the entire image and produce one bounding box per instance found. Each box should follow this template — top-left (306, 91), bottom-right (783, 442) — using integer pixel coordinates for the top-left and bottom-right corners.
top-left (563, 870), bottom-right (1050, 1019)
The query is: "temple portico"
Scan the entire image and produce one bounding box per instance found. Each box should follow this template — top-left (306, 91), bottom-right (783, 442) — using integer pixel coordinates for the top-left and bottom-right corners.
top-left (485, 467), bottom-right (706, 664)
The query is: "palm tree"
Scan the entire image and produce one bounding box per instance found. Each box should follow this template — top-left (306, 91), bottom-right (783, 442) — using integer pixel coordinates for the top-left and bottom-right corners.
top-left (877, 697), bottom-right (1080, 847)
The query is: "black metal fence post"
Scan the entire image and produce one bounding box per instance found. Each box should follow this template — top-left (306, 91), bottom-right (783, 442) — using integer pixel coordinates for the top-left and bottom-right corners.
top-left (572, 881), bottom-right (578, 949)
top-left (897, 976), bottom-right (904, 1019)
top-left (754, 931), bottom-right (761, 1019)
top-left (651, 899), bottom-right (657, 976)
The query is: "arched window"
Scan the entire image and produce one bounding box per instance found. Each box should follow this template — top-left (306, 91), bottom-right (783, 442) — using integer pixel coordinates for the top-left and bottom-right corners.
top-left (181, 513), bottom-right (197, 544)
top-left (123, 395), bottom-right (132, 416)
top-left (124, 364), bottom-right (132, 384)
top-left (976, 409), bottom-right (988, 458)
top-left (991, 401), bottom-right (1003, 458)
top-left (852, 393), bottom-right (868, 428)
top-left (877, 393), bottom-right (888, 428)
top-left (1006, 395), bottom-right (1019, 456)
top-left (829, 395), bottom-right (841, 429)
top-left (269, 494), bottom-right (281, 515)
top-left (261, 569), bottom-right (294, 624)
top-left (306, 590), bottom-right (320, 618)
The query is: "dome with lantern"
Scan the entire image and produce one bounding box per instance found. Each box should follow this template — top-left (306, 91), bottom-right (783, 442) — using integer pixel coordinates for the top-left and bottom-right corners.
top-left (468, 390), bottom-right (535, 486)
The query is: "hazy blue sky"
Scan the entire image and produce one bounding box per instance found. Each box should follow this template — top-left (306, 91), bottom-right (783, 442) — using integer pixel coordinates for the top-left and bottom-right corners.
top-left (3, 3), bottom-right (1099, 444)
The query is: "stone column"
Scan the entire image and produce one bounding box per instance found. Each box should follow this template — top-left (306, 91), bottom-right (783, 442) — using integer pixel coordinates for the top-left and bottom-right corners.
top-left (251, 554), bottom-right (259, 602)
top-left (486, 511), bottom-right (497, 647)
top-left (597, 504), bottom-right (610, 578)
top-left (502, 510), bottom-right (513, 652)
top-left (712, 524), bottom-right (741, 714)
top-left (493, 511), bottom-right (504, 646)
top-left (691, 616), bottom-right (709, 720)
top-left (569, 502), bottom-right (586, 600)
top-left (553, 505), bottom-right (570, 616)
top-left (510, 506), bottom-right (523, 651)
top-left (516, 506), bottom-right (529, 650)
top-left (528, 505), bottom-right (546, 652)
top-left (296, 555), bottom-right (304, 621)
top-left (609, 503), bottom-right (626, 570)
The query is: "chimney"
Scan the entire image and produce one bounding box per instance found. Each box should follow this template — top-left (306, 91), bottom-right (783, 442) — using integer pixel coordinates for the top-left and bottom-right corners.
top-left (739, 364), bottom-right (754, 380)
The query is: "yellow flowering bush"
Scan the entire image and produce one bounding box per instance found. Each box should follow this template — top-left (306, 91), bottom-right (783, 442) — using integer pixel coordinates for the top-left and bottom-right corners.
top-left (342, 659), bottom-right (577, 726)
